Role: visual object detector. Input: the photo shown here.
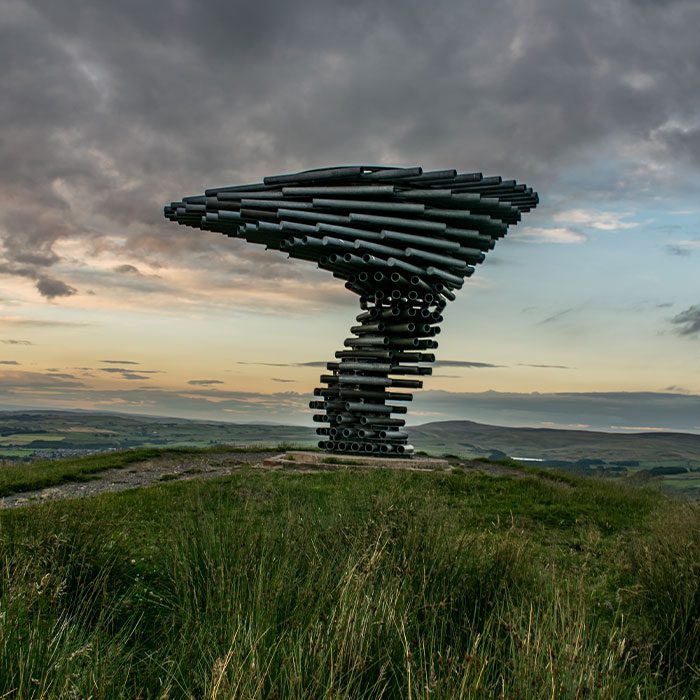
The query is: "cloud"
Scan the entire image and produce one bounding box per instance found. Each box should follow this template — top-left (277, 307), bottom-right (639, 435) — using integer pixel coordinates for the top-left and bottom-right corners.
top-left (518, 363), bottom-right (571, 369)
top-left (411, 390), bottom-right (700, 433)
top-left (242, 359), bottom-right (503, 370)
top-left (99, 367), bottom-right (159, 374)
top-left (99, 367), bottom-right (161, 380)
top-left (0, 360), bottom-right (19, 365)
top-left (553, 209), bottom-right (638, 231)
top-left (0, 317), bottom-right (87, 327)
top-left (1, 0), bottom-right (700, 314)
top-left (2, 380), bottom-right (699, 434)
top-left (187, 379), bottom-right (224, 386)
top-left (514, 227), bottom-right (588, 244)
top-left (0, 370), bottom-right (85, 389)
top-left (670, 305), bottom-right (700, 337)
top-left (1, 339), bottom-right (33, 345)
top-left (100, 359), bottom-right (140, 365)
top-left (271, 378), bottom-right (296, 383)
top-left (114, 264), bottom-right (142, 274)
top-left (653, 121), bottom-right (700, 168)
top-left (433, 360), bottom-right (501, 368)
top-left (540, 308), bottom-right (575, 324)
top-left (665, 240), bottom-right (700, 257)
top-left (237, 361), bottom-right (293, 368)
top-left (45, 372), bottom-right (76, 379)
top-left (664, 385), bottom-right (690, 394)
top-left (237, 361), bottom-right (328, 368)
top-left (241, 359), bottom-right (563, 371)
top-left (0, 261), bottom-right (78, 300)
top-left (35, 276), bottom-right (77, 299)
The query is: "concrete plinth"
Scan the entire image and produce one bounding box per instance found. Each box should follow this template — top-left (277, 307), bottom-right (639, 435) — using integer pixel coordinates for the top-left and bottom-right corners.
top-left (262, 450), bottom-right (449, 471)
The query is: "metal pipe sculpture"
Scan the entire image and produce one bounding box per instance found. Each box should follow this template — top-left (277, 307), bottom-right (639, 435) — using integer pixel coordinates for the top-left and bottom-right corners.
top-left (164, 166), bottom-right (538, 456)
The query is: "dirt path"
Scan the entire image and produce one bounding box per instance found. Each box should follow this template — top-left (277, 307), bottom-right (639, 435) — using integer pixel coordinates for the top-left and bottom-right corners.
top-left (0, 452), bottom-right (536, 510)
top-left (0, 450), bottom-right (278, 510)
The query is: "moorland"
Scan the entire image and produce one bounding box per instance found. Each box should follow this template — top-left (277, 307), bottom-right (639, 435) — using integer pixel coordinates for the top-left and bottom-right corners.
top-left (0, 445), bottom-right (698, 698)
top-left (2, 410), bottom-right (699, 497)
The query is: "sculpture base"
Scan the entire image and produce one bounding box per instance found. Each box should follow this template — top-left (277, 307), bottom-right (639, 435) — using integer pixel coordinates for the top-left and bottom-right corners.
top-left (262, 450), bottom-right (449, 471)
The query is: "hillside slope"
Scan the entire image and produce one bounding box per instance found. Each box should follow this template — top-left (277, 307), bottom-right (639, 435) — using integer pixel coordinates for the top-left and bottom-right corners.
top-left (0, 458), bottom-right (697, 698)
top-left (410, 419), bottom-right (700, 464)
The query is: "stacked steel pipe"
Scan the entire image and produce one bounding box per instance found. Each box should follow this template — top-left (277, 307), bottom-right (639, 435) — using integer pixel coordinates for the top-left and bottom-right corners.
top-left (164, 166), bottom-right (538, 456)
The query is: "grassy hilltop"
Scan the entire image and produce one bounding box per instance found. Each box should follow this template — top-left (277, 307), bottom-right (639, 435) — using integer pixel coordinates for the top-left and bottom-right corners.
top-left (0, 447), bottom-right (698, 698)
top-left (3, 410), bottom-right (700, 496)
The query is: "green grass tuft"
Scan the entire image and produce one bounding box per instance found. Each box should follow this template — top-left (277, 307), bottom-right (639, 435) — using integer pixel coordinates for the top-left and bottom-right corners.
top-left (0, 462), bottom-right (697, 697)
top-left (0, 444), bottom-right (287, 497)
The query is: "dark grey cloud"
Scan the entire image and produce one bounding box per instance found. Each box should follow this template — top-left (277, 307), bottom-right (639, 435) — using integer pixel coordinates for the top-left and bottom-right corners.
top-left (45, 372), bottom-right (76, 379)
top-left (518, 363), bottom-right (571, 369)
top-left (412, 390), bottom-right (700, 433)
top-left (1, 339), bottom-right (32, 345)
top-left (237, 361), bottom-right (291, 368)
top-left (0, 360), bottom-right (20, 365)
top-left (0, 261), bottom-right (77, 300)
top-left (0, 372), bottom-right (312, 422)
top-left (35, 276), bottom-right (77, 299)
top-left (0, 370), bottom-right (85, 389)
top-left (665, 240), bottom-right (699, 257)
top-left (2, 0), bottom-right (700, 303)
top-left (238, 360), bottom-right (502, 370)
top-left (540, 308), bottom-right (575, 324)
top-left (1, 375), bottom-right (699, 433)
top-left (100, 359), bottom-right (140, 365)
top-left (241, 359), bottom-right (565, 372)
top-left (0, 318), bottom-right (87, 327)
top-left (670, 305), bottom-right (700, 336)
top-left (271, 378), bottom-right (296, 383)
top-left (114, 264), bottom-right (142, 275)
top-left (114, 263), bottom-right (160, 279)
top-left (654, 123), bottom-right (700, 168)
top-left (99, 368), bottom-right (158, 373)
top-left (188, 379), bottom-right (224, 386)
top-left (238, 361), bottom-right (328, 368)
top-left (665, 385), bottom-right (691, 394)
top-left (433, 360), bottom-right (501, 369)
top-left (666, 243), bottom-right (693, 256)
top-left (99, 367), bottom-right (160, 380)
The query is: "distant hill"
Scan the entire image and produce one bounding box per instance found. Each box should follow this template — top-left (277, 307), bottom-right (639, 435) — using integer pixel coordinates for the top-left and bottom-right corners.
top-left (410, 420), bottom-right (700, 464)
top-left (0, 410), bottom-right (315, 459)
top-left (3, 411), bottom-right (700, 463)
top-left (2, 411), bottom-right (699, 496)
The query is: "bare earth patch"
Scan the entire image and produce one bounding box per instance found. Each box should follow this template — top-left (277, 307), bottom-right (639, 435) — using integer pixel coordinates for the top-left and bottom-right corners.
top-left (0, 450), bottom-right (548, 509)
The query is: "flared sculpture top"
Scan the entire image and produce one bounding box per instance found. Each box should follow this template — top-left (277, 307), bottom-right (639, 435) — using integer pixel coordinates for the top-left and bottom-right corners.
top-left (164, 166), bottom-right (538, 456)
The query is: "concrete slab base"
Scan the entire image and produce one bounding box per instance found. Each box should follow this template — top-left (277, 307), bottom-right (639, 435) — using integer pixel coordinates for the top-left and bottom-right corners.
top-left (262, 450), bottom-right (450, 471)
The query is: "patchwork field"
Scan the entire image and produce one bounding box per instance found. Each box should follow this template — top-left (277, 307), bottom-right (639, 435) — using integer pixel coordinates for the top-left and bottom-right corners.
top-left (2, 411), bottom-right (700, 496)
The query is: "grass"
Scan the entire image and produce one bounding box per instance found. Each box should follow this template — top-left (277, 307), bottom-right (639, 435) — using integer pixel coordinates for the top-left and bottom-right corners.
top-left (0, 457), bottom-right (698, 698)
top-left (0, 444), bottom-right (297, 497)
top-left (0, 433), bottom-right (67, 445)
top-left (322, 456), bottom-right (358, 465)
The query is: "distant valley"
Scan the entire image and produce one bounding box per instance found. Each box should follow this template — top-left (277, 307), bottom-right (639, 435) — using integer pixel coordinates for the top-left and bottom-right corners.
top-left (1, 410), bottom-right (699, 496)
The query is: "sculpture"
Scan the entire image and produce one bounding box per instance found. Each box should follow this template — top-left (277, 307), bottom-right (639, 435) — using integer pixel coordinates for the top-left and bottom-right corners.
top-left (165, 166), bottom-right (538, 456)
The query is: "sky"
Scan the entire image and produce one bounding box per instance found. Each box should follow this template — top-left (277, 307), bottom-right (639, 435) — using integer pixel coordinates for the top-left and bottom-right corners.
top-left (1, 0), bottom-right (699, 432)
